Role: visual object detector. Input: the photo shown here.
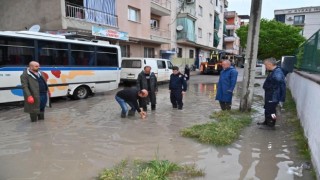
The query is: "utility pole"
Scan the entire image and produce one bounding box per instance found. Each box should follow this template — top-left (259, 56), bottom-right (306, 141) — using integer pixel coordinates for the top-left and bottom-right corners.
top-left (240, 0), bottom-right (262, 112)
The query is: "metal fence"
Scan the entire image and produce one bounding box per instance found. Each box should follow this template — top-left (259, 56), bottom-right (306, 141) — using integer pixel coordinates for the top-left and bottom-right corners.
top-left (295, 29), bottom-right (320, 73)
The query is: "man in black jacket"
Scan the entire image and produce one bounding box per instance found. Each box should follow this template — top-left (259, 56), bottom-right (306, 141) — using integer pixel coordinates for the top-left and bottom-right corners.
top-left (115, 88), bottom-right (148, 118)
top-left (169, 66), bottom-right (187, 110)
top-left (137, 66), bottom-right (158, 111)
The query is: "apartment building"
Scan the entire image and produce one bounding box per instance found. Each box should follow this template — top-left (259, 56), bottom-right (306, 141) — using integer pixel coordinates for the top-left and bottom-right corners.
top-left (274, 6), bottom-right (320, 39)
top-left (170, 0), bottom-right (228, 68)
top-left (0, 0), bottom-right (172, 58)
top-left (223, 11), bottom-right (240, 57)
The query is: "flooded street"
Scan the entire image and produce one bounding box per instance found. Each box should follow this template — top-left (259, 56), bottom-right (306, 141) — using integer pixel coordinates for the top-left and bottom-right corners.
top-left (0, 68), bottom-right (313, 180)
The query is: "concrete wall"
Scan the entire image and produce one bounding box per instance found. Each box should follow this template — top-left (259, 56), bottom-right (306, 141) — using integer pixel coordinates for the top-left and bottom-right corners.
top-left (287, 72), bottom-right (320, 177)
top-left (0, 0), bottom-right (63, 31)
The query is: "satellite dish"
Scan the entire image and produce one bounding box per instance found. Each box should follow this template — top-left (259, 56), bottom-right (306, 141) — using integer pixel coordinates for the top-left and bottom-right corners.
top-left (29, 25), bottom-right (40, 32)
top-left (176, 25), bottom-right (183, 31)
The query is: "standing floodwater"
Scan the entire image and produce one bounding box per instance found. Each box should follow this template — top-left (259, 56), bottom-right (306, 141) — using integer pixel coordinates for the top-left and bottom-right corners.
top-left (0, 68), bottom-right (313, 179)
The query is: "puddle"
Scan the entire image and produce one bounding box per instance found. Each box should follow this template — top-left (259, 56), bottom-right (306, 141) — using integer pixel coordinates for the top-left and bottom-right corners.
top-left (0, 73), bottom-right (313, 179)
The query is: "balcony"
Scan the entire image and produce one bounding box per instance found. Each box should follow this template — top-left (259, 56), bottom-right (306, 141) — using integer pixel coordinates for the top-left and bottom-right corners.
top-left (150, 27), bottom-right (171, 43)
top-left (226, 24), bottom-right (236, 30)
top-left (177, 8), bottom-right (197, 20)
top-left (65, 2), bottom-right (118, 28)
top-left (224, 36), bottom-right (235, 42)
top-left (177, 31), bottom-right (196, 43)
top-left (151, 0), bottom-right (171, 16)
top-left (224, 11), bottom-right (236, 18)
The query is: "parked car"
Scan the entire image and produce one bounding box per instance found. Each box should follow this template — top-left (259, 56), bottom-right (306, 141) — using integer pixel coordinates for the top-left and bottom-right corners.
top-left (120, 58), bottom-right (173, 83)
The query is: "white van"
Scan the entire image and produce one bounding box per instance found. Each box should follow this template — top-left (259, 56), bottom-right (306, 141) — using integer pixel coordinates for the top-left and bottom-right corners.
top-left (120, 58), bottom-right (173, 83)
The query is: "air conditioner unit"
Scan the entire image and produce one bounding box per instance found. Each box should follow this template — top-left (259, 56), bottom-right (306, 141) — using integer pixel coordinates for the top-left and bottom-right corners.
top-left (186, 0), bottom-right (195, 4)
top-left (287, 17), bottom-right (293, 21)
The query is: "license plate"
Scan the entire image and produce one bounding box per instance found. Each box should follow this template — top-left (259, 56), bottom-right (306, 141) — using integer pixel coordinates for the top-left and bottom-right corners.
top-left (127, 75), bottom-right (135, 78)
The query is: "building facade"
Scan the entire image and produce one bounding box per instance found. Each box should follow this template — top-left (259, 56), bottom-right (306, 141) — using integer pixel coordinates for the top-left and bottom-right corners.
top-left (170, 0), bottom-right (228, 68)
top-left (223, 11), bottom-right (241, 58)
top-left (0, 0), bottom-right (172, 58)
top-left (274, 6), bottom-right (320, 39)
top-left (0, 0), bottom-right (228, 67)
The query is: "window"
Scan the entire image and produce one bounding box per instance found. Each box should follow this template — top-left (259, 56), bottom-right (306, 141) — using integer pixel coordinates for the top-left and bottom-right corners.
top-left (275, 14), bottom-right (285, 23)
top-left (150, 19), bottom-right (159, 29)
top-left (216, 0), bottom-right (218, 6)
top-left (38, 40), bottom-right (68, 66)
top-left (0, 37), bottom-right (34, 66)
top-left (96, 47), bottom-right (118, 67)
top-left (120, 45), bottom-right (130, 57)
top-left (198, 6), bottom-right (203, 16)
top-left (128, 6), bottom-right (140, 22)
top-left (167, 61), bottom-right (173, 69)
top-left (293, 15), bottom-right (305, 25)
top-left (177, 48), bottom-right (182, 58)
top-left (144, 47), bottom-right (155, 58)
top-left (70, 44), bottom-right (95, 66)
top-left (189, 50), bottom-right (194, 58)
top-left (198, 28), bottom-right (202, 38)
top-left (157, 60), bottom-right (166, 69)
top-left (121, 60), bottom-right (141, 68)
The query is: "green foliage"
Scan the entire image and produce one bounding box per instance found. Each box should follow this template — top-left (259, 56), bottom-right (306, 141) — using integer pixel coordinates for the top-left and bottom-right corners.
top-left (180, 110), bottom-right (251, 146)
top-left (98, 158), bottom-right (204, 180)
top-left (236, 19), bottom-right (305, 60)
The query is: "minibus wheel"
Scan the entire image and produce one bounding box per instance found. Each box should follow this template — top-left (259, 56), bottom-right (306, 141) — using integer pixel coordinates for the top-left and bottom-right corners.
top-left (73, 86), bottom-right (89, 100)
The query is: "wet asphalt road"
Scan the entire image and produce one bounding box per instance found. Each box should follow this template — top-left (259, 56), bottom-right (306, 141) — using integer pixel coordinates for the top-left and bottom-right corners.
top-left (0, 68), bottom-right (313, 180)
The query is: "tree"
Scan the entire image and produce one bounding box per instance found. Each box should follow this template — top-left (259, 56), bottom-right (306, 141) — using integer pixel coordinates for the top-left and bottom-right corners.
top-left (237, 19), bottom-right (305, 60)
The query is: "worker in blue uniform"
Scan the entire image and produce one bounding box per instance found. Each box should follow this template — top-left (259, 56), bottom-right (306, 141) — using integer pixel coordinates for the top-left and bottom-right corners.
top-left (169, 66), bottom-right (187, 110)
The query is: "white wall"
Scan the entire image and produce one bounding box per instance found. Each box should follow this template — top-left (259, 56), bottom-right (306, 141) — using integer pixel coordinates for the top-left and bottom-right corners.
top-left (287, 72), bottom-right (320, 178)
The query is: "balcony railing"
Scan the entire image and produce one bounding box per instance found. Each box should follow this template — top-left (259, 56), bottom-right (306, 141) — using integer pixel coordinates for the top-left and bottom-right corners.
top-left (224, 36), bottom-right (235, 42)
top-left (150, 27), bottom-right (171, 40)
top-left (151, 0), bottom-right (171, 10)
top-left (65, 2), bottom-right (118, 28)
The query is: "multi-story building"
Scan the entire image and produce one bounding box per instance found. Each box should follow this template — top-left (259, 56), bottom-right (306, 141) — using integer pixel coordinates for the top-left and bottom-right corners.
top-left (274, 6), bottom-right (320, 39)
top-left (0, 0), bottom-right (228, 67)
top-left (223, 11), bottom-right (240, 59)
top-left (0, 0), bottom-right (172, 58)
top-left (170, 0), bottom-right (228, 68)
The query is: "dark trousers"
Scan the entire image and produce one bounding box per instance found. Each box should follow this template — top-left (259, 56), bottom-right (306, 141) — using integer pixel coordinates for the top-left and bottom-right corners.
top-left (264, 102), bottom-right (278, 127)
top-left (30, 93), bottom-right (47, 121)
top-left (139, 91), bottom-right (156, 110)
top-left (219, 101), bottom-right (231, 110)
top-left (170, 89), bottom-right (183, 108)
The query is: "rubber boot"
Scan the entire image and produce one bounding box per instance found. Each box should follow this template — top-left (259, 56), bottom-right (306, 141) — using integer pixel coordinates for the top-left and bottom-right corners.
top-left (30, 113), bottom-right (38, 122)
top-left (128, 110), bottom-right (135, 116)
top-left (257, 120), bottom-right (267, 125)
top-left (121, 112), bottom-right (126, 118)
top-left (151, 105), bottom-right (156, 111)
top-left (38, 112), bottom-right (45, 120)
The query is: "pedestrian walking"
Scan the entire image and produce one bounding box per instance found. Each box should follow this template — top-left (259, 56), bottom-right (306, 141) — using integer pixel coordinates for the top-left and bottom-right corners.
top-left (20, 61), bottom-right (50, 122)
top-left (258, 57), bottom-right (286, 130)
top-left (184, 64), bottom-right (190, 81)
top-left (169, 66), bottom-right (187, 110)
top-left (115, 88), bottom-right (148, 119)
top-left (136, 66), bottom-right (158, 111)
top-left (215, 60), bottom-right (238, 110)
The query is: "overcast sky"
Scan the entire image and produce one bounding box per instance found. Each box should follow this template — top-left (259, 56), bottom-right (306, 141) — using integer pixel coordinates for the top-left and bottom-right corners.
top-left (227, 0), bottom-right (320, 19)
